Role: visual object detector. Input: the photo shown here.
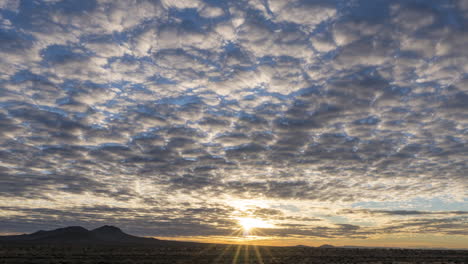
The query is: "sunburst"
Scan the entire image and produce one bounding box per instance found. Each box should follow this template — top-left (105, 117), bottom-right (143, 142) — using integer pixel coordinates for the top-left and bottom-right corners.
top-left (237, 217), bottom-right (273, 237)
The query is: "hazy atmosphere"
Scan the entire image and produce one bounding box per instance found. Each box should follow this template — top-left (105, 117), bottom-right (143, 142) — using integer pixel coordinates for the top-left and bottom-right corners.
top-left (0, 0), bottom-right (467, 249)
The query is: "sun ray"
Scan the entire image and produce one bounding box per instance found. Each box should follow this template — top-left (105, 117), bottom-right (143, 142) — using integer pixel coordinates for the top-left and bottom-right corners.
top-left (253, 244), bottom-right (265, 264)
top-left (232, 244), bottom-right (242, 264)
top-left (259, 244), bottom-right (275, 263)
top-left (192, 227), bottom-right (246, 262)
top-left (244, 244), bottom-right (249, 263)
top-left (212, 244), bottom-right (235, 264)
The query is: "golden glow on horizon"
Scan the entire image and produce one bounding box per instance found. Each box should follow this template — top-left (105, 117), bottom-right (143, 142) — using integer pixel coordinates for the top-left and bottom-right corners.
top-left (154, 233), bottom-right (468, 249)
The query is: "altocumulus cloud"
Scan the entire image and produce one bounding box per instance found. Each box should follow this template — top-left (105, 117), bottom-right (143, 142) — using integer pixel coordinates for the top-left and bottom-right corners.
top-left (0, 0), bottom-right (467, 244)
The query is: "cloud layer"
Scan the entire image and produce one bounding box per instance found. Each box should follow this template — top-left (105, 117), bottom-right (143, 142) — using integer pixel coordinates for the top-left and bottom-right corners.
top-left (0, 0), bottom-right (467, 245)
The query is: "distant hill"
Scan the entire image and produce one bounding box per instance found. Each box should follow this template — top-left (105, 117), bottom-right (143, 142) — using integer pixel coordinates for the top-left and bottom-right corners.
top-left (318, 244), bottom-right (335, 248)
top-left (0, 225), bottom-right (194, 246)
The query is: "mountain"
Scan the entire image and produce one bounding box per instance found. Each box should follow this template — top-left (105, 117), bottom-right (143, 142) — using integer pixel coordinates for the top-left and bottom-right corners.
top-left (318, 244), bottom-right (336, 248)
top-left (0, 225), bottom-right (178, 245)
top-left (89, 225), bottom-right (153, 244)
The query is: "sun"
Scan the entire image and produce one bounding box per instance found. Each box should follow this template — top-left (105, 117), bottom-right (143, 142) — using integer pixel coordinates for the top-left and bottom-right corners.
top-left (237, 217), bottom-right (272, 233)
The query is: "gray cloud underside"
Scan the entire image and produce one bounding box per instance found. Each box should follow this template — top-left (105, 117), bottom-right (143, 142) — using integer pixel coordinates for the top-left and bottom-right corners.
top-left (1, 206), bottom-right (466, 238)
top-left (0, 0), bottom-right (467, 237)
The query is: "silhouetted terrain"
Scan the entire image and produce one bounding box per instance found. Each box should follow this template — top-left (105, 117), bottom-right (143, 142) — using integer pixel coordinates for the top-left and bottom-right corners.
top-left (0, 226), bottom-right (195, 246)
top-left (1, 227), bottom-right (467, 263)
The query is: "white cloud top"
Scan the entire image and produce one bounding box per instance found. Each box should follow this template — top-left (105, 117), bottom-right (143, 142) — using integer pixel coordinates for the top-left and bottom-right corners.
top-left (0, 0), bottom-right (466, 243)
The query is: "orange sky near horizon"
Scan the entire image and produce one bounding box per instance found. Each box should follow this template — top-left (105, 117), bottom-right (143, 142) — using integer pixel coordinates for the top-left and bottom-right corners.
top-left (155, 233), bottom-right (468, 249)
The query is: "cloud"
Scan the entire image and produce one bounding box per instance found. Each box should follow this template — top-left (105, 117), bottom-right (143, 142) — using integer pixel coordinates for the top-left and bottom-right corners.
top-left (339, 209), bottom-right (468, 216)
top-left (268, 0), bottom-right (337, 30)
top-left (0, 0), bottom-right (466, 242)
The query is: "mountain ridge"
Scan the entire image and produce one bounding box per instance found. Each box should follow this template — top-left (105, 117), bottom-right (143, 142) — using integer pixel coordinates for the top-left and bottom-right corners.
top-left (0, 225), bottom-right (192, 246)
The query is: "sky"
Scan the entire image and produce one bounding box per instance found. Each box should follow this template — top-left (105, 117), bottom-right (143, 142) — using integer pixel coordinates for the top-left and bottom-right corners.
top-left (0, 0), bottom-right (467, 249)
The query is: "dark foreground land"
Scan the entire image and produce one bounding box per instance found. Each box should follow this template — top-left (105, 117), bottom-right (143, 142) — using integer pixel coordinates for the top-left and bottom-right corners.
top-left (1, 244), bottom-right (467, 264)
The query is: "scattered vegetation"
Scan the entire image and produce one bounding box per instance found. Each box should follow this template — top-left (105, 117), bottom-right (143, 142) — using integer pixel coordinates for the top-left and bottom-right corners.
top-left (1, 244), bottom-right (467, 264)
